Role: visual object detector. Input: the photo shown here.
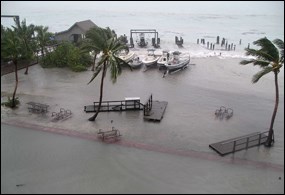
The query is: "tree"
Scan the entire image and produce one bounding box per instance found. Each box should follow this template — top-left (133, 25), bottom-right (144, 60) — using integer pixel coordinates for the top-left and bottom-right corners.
top-left (86, 26), bottom-right (131, 121)
top-left (13, 18), bottom-right (36, 74)
top-left (35, 25), bottom-right (53, 58)
top-left (80, 38), bottom-right (101, 71)
top-left (240, 37), bottom-right (284, 147)
top-left (1, 28), bottom-right (23, 108)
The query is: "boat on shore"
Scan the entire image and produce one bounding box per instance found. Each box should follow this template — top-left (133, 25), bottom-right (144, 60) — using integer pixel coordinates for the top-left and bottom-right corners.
top-left (142, 49), bottom-right (160, 68)
top-left (129, 56), bottom-right (143, 69)
top-left (117, 50), bottom-right (135, 63)
top-left (163, 51), bottom-right (190, 76)
top-left (157, 50), bottom-right (170, 69)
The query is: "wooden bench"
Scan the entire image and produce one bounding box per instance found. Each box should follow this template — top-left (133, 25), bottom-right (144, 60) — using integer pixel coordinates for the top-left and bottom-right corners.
top-left (97, 128), bottom-right (121, 141)
top-left (27, 102), bottom-right (49, 113)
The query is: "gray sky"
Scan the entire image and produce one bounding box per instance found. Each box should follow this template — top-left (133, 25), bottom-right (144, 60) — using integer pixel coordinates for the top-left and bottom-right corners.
top-left (1, 1), bottom-right (284, 15)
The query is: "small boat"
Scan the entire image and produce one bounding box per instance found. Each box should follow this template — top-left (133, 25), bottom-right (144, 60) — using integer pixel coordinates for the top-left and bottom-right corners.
top-left (136, 33), bottom-right (148, 47)
top-left (163, 51), bottom-right (190, 76)
top-left (157, 50), bottom-right (170, 69)
top-left (117, 50), bottom-right (135, 63)
top-left (142, 49), bottom-right (160, 67)
top-left (129, 56), bottom-right (143, 69)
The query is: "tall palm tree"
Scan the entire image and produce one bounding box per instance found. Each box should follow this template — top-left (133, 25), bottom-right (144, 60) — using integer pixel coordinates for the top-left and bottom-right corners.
top-left (1, 28), bottom-right (23, 108)
top-left (35, 25), bottom-right (52, 58)
top-left (86, 26), bottom-right (131, 121)
top-left (13, 18), bottom-right (36, 74)
top-left (240, 37), bottom-right (284, 147)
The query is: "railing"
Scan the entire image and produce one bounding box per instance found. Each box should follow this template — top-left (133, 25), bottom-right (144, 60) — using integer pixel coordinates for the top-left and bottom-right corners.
top-left (143, 94), bottom-right (153, 116)
top-left (223, 131), bottom-right (269, 153)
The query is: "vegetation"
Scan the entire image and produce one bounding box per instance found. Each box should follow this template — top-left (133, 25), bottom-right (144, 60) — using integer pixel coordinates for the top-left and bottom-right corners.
top-left (40, 41), bottom-right (92, 72)
top-left (1, 96), bottom-right (20, 108)
top-left (1, 28), bottom-right (23, 108)
top-left (85, 26), bottom-right (131, 121)
top-left (13, 19), bottom-right (37, 74)
top-left (240, 37), bottom-right (284, 147)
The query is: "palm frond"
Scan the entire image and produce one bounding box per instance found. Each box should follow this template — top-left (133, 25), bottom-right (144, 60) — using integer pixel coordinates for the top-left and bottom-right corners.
top-left (240, 58), bottom-right (270, 67)
top-left (252, 66), bottom-right (274, 83)
top-left (273, 39), bottom-right (284, 64)
top-left (253, 37), bottom-right (279, 62)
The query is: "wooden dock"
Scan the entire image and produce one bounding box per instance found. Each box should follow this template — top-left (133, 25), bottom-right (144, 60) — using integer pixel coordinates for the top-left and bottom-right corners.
top-left (143, 101), bottom-right (168, 121)
top-left (209, 131), bottom-right (268, 156)
top-left (84, 99), bottom-right (143, 113)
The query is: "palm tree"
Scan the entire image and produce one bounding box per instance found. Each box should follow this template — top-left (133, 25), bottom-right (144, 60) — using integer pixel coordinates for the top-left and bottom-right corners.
top-left (240, 37), bottom-right (284, 147)
top-left (86, 26), bottom-right (131, 121)
top-left (1, 28), bottom-right (23, 108)
top-left (35, 25), bottom-right (52, 58)
top-left (13, 18), bottom-right (36, 74)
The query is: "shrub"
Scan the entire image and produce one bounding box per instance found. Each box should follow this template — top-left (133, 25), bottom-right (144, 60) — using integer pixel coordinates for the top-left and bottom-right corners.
top-left (40, 42), bottom-right (92, 71)
top-left (1, 96), bottom-right (20, 108)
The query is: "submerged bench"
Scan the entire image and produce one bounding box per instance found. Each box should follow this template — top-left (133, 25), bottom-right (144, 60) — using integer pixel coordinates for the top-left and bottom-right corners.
top-left (97, 128), bottom-right (121, 141)
top-left (51, 108), bottom-right (72, 121)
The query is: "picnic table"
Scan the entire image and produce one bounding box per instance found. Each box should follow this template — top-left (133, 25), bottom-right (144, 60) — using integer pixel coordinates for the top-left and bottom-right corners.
top-left (26, 102), bottom-right (49, 113)
top-left (97, 127), bottom-right (121, 141)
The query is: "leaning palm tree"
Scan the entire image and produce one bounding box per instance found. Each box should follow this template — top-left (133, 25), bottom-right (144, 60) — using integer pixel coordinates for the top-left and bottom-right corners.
top-left (1, 28), bottom-right (24, 108)
top-left (86, 26), bottom-right (131, 121)
top-left (240, 37), bottom-right (284, 147)
top-left (13, 18), bottom-right (36, 74)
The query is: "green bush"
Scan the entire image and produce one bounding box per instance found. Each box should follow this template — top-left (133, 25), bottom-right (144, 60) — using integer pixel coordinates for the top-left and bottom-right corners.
top-left (1, 96), bottom-right (20, 108)
top-left (40, 42), bottom-right (92, 71)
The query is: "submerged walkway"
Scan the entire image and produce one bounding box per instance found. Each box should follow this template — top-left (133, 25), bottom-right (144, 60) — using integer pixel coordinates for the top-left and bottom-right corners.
top-left (209, 131), bottom-right (268, 156)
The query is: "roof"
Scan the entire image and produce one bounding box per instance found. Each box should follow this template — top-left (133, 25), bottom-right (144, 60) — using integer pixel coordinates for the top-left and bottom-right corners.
top-left (56, 20), bottom-right (97, 35)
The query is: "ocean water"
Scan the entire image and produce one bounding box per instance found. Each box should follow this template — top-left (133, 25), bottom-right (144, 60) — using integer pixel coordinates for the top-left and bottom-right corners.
top-left (1, 2), bottom-right (284, 59)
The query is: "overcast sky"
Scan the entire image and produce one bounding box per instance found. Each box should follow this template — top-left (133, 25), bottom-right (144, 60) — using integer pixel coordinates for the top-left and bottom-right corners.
top-left (1, 1), bottom-right (284, 15)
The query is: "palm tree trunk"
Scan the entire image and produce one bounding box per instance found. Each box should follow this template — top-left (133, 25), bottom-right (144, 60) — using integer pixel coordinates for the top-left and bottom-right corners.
top-left (12, 60), bottom-right (19, 108)
top-left (91, 53), bottom-right (97, 71)
top-left (265, 71), bottom-right (279, 147)
top-left (88, 62), bottom-right (106, 121)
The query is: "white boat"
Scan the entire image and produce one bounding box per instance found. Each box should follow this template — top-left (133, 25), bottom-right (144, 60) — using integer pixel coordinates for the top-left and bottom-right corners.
top-left (163, 51), bottom-right (190, 77)
top-left (136, 33), bottom-right (148, 47)
top-left (157, 50), bottom-right (170, 69)
top-left (129, 56), bottom-right (143, 69)
top-left (117, 50), bottom-right (135, 63)
top-left (142, 49), bottom-right (160, 67)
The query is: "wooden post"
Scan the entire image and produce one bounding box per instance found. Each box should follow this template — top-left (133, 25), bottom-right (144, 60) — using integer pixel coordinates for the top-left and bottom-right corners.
top-left (231, 43), bottom-right (233, 50)
top-left (197, 39), bottom-right (199, 44)
top-left (216, 36), bottom-right (220, 44)
top-left (233, 45), bottom-right (236, 51)
top-left (233, 141), bottom-right (236, 152)
top-left (207, 42), bottom-right (209, 49)
top-left (246, 137), bottom-right (249, 149)
top-left (239, 39), bottom-right (241, 45)
top-left (248, 43), bottom-right (250, 49)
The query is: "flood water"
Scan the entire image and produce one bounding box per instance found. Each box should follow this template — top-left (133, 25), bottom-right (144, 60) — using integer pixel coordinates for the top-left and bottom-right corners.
top-left (1, 124), bottom-right (284, 194)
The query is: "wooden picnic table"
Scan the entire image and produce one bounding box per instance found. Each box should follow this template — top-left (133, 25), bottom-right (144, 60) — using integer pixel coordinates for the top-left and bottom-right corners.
top-left (26, 101), bottom-right (49, 113)
top-left (97, 128), bottom-right (121, 141)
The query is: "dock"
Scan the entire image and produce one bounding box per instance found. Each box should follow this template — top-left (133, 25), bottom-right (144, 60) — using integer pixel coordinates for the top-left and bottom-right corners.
top-left (84, 94), bottom-right (167, 121)
top-left (84, 98), bottom-right (143, 113)
top-left (209, 131), bottom-right (269, 156)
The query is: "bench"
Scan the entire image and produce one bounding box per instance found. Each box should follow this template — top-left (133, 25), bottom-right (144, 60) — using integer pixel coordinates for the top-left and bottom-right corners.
top-left (51, 108), bottom-right (72, 121)
top-left (97, 128), bottom-right (121, 141)
top-left (27, 102), bottom-right (49, 113)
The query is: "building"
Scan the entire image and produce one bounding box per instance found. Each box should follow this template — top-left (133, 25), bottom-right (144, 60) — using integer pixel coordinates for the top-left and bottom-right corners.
top-left (54, 19), bottom-right (97, 43)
